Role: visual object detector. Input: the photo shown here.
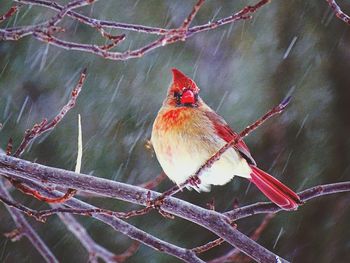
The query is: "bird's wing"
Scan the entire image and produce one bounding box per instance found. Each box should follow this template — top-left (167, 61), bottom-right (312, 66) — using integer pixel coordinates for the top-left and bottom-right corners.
top-left (204, 111), bottom-right (256, 165)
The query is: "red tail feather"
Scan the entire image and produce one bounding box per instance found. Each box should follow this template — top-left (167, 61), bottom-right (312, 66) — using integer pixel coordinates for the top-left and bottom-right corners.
top-left (249, 165), bottom-right (302, 210)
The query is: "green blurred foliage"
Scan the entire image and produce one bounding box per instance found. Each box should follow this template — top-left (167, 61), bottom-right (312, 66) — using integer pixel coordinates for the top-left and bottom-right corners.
top-left (0, 0), bottom-right (350, 262)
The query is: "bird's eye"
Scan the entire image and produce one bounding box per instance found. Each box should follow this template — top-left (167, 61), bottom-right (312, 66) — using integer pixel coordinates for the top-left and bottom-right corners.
top-left (174, 92), bottom-right (181, 104)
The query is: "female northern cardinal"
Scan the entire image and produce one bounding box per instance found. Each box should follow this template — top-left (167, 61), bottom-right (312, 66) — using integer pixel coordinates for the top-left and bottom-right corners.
top-left (151, 68), bottom-right (302, 210)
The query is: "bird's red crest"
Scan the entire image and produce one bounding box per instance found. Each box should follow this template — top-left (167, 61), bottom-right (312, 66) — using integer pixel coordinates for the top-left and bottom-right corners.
top-left (170, 68), bottom-right (200, 94)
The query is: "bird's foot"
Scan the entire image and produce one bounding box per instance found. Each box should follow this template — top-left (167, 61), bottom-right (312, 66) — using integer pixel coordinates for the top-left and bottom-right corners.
top-left (188, 176), bottom-right (201, 188)
top-left (145, 191), bottom-right (163, 208)
top-left (145, 191), bottom-right (175, 219)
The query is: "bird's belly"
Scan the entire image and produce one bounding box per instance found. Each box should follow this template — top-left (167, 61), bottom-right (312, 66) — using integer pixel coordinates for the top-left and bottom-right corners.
top-left (152, 130), bottom-right (251, 191)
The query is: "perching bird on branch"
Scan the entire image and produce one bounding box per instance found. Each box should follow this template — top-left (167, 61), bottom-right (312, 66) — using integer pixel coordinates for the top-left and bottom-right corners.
top-left (151, 68), bottom-right (302, 210)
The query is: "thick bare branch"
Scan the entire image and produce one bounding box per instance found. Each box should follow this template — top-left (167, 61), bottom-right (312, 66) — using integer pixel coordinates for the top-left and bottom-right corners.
top-left (209, 214), bottom-right (275, 263)
top-left (181, 0), bottom-right (205, 31)
top-left (0, 154), bottom-right (294, 263)
top-left (0, 178), bottom-right (205, 263)
top-left (2, 155), bottom-right (350, 261)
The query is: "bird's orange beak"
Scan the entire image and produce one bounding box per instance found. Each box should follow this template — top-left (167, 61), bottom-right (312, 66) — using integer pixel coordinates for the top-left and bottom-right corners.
top-left (180, 89), bottom-right (195, 104)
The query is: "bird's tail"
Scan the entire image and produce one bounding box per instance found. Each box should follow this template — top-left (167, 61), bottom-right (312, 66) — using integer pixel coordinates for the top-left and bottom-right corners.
top-left (249, 165), bottom-right (302, 210)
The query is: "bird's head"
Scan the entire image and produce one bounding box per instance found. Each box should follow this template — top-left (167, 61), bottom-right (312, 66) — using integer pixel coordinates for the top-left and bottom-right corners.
top-left (164, 68), bottom-right (201, 108)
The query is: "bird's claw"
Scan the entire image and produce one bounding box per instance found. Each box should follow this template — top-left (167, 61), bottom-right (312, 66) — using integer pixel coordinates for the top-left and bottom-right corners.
top-left (188, 176), bottom-right (201, 188)
top-left (145, 191), bottom-right (174, 219)
top-left (146, 191), bottom-right (164, 208)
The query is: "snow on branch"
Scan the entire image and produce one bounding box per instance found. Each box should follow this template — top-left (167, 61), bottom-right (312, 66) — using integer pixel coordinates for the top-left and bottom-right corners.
top-left (1, 153), bottom-right (350, 262)
top-left (0, 152), bottom-right (290, 263)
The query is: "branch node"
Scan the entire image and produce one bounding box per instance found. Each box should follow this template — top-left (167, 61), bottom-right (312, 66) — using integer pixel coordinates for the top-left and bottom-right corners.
top-left (4, 228), bottom-right (24, 242)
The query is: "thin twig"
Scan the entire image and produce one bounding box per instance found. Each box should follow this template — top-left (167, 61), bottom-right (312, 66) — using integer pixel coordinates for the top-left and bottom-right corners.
top-left (0, 180), bottom-right (58, 263)
top-left (192, 237), bottom-right (225, 254)
top-left (1, 0), bottom-right (270, 60)
top-left (138, 172), bottom-right (167, 189)
top-left (226, 182), bottom-right (350, 221)
top-left (14, 0), bottom-right (169, 35)
top-left (5, 68), bottom-right (87, 205)
top-left (8, 68), bottom-right (86, 203)
top-left (9, 180), bottom-right (78, 204)
top-left (0, 197), bottom-right (153, 222)
top-left (326, 0), bottom-right (350, 25)
top-left (187, 0), bottom-right (270, 37)
top-left (13, 68), bottom-right (87, 157)
top-left (55, 212), bottom-right (121, 263)
top-left (114, 241), bottom-right (140, 262)
top-left (195, 96), bottom-right (292, 179)
top-left (0, 5), bottom-right (20, 24)
top-left (45, 0), bottom-right (99, 28)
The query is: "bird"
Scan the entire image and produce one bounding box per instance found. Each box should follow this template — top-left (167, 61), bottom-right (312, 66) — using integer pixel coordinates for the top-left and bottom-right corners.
top-left (151, 68), bottom-right (302, 210)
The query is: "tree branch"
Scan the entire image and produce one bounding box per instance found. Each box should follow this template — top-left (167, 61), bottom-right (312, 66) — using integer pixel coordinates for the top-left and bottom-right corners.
top-left (14, 0), bottom-right (169, 35)
top-left (225, 181), bottom-right (350, 221)
top-left (5, 68), bottom-right (87, 205)
top-left (0, 178), bottom-right (205, 263)
top-left (0, 179), bottom-right (58, 263)
top-left (327, 0), bottom-right (350, 25)
top-left (0, 0), bottom-right (270, 60)
top-left (0, 5), bottom-right (20, 24)
top-left (0, 154), bottom-right (295, 263)
top-left (2, 155), bottom-right (350, 261)
top-left (55, 212), bottom-right (132, 263)
top-left (13, 68), bottom-right (86, 157)
top-left (209, 214), bottom-right (275, 263)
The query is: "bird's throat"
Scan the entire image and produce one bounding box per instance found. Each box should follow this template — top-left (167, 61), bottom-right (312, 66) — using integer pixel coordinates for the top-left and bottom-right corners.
top-left (154, 108), bottom-right (193, 132)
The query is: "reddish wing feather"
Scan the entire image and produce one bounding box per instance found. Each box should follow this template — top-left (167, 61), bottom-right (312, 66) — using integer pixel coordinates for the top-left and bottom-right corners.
top-left (205, 111), bottom-right (256, 165)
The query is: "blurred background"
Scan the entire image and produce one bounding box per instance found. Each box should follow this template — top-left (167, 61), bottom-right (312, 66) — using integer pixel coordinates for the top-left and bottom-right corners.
top-left (0, 0), bottom-right (350, 262)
